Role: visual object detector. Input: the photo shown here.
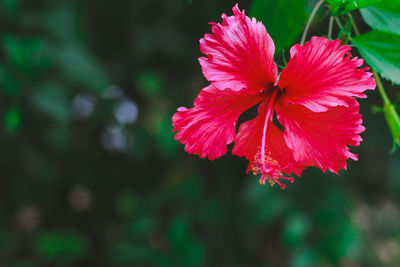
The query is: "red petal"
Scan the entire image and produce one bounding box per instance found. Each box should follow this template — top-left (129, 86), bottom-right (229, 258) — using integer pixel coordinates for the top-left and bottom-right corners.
top-left (278, 37), bottom-right (376, 112)
top-left (199, 4), bottom-right (277, 93)
top-left (276, 98), bottom-right (365, 174)
top-left (232, 98), bottom-right (303, 178)
top-left (172, 85), bottom-right (264, 160)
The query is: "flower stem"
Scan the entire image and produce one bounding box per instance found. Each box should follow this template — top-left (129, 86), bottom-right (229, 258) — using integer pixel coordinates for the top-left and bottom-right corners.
top-left (300, 0), bottom-right (325, 45)
top-left (373, 70), bottom-right (391, 106)
top-left (328, 16), bottom-right (334, 39)
top-left (351, 17), bottom-right (360, 36)
top-left (334, 16), bottom-right (343, 30)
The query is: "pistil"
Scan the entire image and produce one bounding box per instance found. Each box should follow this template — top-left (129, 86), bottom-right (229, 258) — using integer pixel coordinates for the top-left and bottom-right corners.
top-left (251, 88), bottom-right (294, 189)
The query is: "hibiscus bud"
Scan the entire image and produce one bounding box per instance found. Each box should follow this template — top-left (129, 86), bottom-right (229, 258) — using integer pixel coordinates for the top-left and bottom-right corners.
top-left (383, 104), bottom-right (400, 152)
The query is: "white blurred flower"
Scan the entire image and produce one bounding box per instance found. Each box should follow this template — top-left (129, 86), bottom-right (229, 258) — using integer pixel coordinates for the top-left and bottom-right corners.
top-left (115, 99), bottom-right (139, 125)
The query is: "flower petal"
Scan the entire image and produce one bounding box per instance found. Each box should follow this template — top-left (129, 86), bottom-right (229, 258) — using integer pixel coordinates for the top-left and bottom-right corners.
top-left (172, 85), bottom-right (264, 160)
top-left (199, 4), bottom-right (277, 93)
top-left (232, 98), bottom-right (303, 177)
top-left (276, 98), bottom-right (365, 173)
top-left (278, 37), bottom-right (376, 112)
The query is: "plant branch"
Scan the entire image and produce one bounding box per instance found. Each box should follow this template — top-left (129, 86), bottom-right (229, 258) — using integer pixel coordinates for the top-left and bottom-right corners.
top-left (300, 0), bottom-right (325, 45)
top-left (328, 16), bottom-right (334, 39)
top-left (334, 16), bottom-right (343, 30)
top-left (351, 17), bottom-right (360, 36)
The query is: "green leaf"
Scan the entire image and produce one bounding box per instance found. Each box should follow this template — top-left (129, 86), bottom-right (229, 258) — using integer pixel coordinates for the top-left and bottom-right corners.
top-left (327, 0), bottom-right (400, 15)
top-left (360, 7), bottom-right (400, 35)
top-left (35, 231), bottom-right (90, 262)
top-left (352, 31), bottom-right (400, 84)
top-left (167, 217), bottom-right (205, 267)
top-left (291, 248), bottom-right (319, 267)
top-left (250, 0), bottom-right (307, 53)
top-left (327, 0), bottom-right (380, 15)
top-left (136, 72), bottom-right (163, 99)
top-left (56, 45), bottom-right (109, 92)
top-left (31, 83), bottom-right (70, 123)
top-left (3, 36), bottom-right (52, 72)
top-left (4, 107), bottom-right (21, 135)
top-left (374, 0), bottom-right (400, 12)
top-left (2, 0), bottom-right (19, 15)
top-left (283, 213), bottom-right (310, 247)
top-left (3, 36), bottom-right (25, 67)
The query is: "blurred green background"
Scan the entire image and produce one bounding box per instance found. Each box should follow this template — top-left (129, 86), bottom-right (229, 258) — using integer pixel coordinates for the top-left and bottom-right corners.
top-left (1, 0), bottom-right (400, 266)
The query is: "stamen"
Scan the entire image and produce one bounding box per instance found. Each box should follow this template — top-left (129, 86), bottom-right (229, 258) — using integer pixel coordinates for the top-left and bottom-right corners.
top-left (252, 149), bottom-right (294, 190)
top-left (259, 175), bottom-right (267, 185)
top-left (274, 179), bottom-right (285, 190)
top-left (277, 176), bottom-right (295, 183)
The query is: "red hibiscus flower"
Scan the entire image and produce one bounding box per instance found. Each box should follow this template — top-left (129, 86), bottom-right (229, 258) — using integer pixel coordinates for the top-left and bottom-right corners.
top-left (172, 4), bottom-right (376, 189)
